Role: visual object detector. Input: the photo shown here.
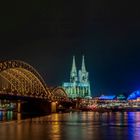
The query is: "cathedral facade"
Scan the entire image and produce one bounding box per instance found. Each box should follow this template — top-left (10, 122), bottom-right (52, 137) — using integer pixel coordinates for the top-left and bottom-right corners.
top-left (62, 56), bottom-right (91, 98)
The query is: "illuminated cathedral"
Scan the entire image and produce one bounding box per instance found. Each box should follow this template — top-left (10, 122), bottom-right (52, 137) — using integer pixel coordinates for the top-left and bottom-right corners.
top-left (62, 56), bottom-right (91, 98)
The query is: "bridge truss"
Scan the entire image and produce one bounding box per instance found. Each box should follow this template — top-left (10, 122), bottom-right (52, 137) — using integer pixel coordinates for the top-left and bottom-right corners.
top-left (0, 60), bottom-right (68, 101)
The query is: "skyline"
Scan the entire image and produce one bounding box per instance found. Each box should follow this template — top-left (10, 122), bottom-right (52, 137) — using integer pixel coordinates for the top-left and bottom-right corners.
top-left (0, 0), bottom-right (140, 95)
top-left (0, 52), bottom-right (139, 96)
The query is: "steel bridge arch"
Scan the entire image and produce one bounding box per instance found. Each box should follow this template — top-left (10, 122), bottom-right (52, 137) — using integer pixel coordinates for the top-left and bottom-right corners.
top-left (50, 87), bottom-right (68, 101)
top-left (0, 60), bottom-right (51, 99)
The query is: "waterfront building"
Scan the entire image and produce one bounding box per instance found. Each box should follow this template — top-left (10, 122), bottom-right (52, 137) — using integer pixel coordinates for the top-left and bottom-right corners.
top-left (99, 95), bottom-right (116, 100)
top-left (127, 90), bottom-right (140, 100)
top-left (62, 56), bottom-right (91, 98)
top-left (117, 94), bottom-right (126, 100)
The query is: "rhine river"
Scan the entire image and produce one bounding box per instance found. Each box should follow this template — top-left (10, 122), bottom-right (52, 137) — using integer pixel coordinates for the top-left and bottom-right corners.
top-left (0, 111), bottom-right (140, 140)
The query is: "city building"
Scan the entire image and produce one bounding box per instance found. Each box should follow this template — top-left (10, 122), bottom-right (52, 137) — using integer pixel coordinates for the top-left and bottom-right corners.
top-left (127, 90), bottom-right (140, 100)
top-left (99, 95), bottom-right (116, 100)
top-left (62, 56), bottom-right (91, 98)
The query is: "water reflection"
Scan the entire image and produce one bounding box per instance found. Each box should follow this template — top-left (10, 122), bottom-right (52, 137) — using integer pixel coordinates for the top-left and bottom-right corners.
top-left (0, 111), bottom-right (13, 121)
top-left (1, 112), bottom-right (140, 140)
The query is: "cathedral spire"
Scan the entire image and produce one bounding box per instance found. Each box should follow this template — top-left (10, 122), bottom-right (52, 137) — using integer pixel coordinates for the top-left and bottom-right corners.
top-left (81, 55), bottom-right (86, 72)
top-left (71, 56), bottom-right (77, 73)
top-left (70, 56), bottom-right (77, 82)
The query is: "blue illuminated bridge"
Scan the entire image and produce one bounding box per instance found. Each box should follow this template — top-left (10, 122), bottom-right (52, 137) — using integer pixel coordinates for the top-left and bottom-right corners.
top-left (0, 60), bottom-right (69, 113)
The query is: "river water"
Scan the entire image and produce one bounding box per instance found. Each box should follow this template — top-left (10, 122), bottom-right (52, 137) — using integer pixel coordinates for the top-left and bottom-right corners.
top-left (0, 111), bottom-right (140, 140)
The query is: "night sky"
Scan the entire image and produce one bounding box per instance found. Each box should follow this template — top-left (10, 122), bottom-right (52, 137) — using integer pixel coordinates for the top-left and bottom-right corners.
top-left (0, 0), bottom-right (140, 96)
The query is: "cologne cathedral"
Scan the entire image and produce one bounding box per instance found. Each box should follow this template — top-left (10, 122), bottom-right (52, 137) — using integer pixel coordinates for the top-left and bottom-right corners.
top-left (62, 56), bottom-right (91, 98)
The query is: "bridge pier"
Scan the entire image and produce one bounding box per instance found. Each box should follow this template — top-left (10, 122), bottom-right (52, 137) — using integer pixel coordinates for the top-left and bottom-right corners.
top-left (17, 101), bottom-right (21, 113)
top-left (51, 102), bottom-right (57, 113)
top-left (15, 101), bottom-right (24, 113)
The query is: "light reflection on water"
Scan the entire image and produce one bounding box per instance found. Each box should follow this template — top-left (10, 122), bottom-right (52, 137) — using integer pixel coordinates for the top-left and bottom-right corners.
top-left (0, 111), bottom-right (14, 121)
top-left (0, 112), bottom-right (140, 140)
top-left (0, 111), bottom-right (21, 122)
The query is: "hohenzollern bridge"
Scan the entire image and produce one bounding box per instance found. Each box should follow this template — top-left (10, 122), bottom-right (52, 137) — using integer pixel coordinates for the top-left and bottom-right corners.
top-left (0, 60), bottom-right (70, 113)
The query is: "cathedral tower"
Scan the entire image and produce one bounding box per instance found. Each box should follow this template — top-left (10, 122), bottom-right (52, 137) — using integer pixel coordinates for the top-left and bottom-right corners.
top-left (70, 56), bottom-right (78, 83)
top-left (79, 55), bottom-right (89, 83)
